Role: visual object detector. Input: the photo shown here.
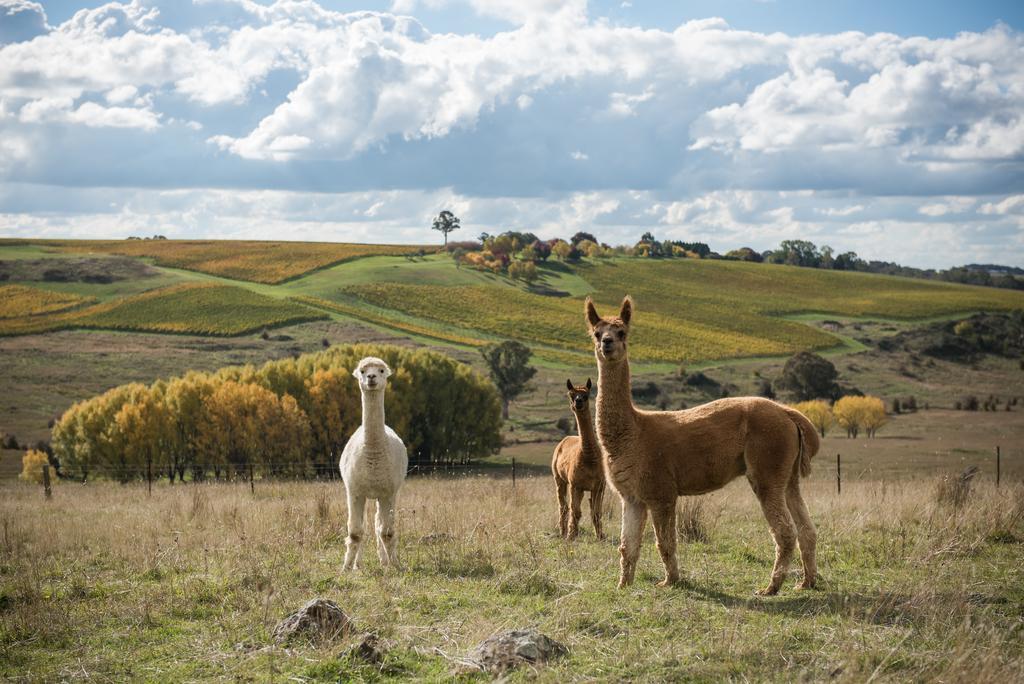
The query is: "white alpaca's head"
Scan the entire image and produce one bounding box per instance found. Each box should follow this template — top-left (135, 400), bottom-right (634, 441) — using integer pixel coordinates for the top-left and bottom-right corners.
top-left (352, 356), bottom-right (392, 393)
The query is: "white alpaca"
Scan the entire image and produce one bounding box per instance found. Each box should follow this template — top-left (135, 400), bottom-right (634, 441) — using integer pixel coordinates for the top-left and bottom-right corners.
top-left (339, 357), bottom-right (408, 570)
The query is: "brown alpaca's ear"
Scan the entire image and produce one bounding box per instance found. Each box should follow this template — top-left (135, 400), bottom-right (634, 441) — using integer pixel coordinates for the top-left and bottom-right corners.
top-left (619, 295), bottom-right (633, 326)
top-left (585, 296), bottom-right (601, 329)
top-left (586, 378), bottom-right (592, 391)
top-left (566, 379), bottom-right (574, 391)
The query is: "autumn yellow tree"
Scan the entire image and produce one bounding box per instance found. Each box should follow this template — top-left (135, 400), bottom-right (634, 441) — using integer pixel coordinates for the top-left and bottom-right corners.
top-left (792, 399), bottom-right (834, 437)
top-left (833, 395), bottom-right (888, 438)
top-left (20, 449), bottom-right (55, 484)
top-left (305, 368), bottom-right (359, 478)
top-left (115, 383), bottom-right (174, 483)
top-left (860, 396), bottom-right (888, 437)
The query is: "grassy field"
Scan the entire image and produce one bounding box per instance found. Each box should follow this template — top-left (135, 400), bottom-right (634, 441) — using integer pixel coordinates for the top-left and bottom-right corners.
top-left (2, 472), bottom-right (1021, 681)
top-left (0, 284), bottom-right (328, 337)
top-left (0, 239), bottom-right (434, 285)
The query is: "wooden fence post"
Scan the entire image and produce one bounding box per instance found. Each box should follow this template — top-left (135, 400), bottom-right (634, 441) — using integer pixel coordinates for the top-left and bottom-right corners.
top-left (42, 464), bottom-right (52, 499)
top-left (996, 446), bottom-right (1000, 488)
top-left (511, 457), bottom-right (516, 488)
top-left (250, 462), bottom-right (255, 495)
top-left (836, 453), bottom-right (841, 495)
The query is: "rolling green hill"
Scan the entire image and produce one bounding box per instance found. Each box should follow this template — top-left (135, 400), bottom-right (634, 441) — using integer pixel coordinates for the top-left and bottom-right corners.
top-left (1, 239), bottom-right (1021, 366)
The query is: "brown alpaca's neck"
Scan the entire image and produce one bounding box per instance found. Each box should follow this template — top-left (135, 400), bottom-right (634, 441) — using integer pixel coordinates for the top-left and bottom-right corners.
top-left (572, 407), bottom-right (600, 461)
top-left (595, 355), bottom-right (638, 450)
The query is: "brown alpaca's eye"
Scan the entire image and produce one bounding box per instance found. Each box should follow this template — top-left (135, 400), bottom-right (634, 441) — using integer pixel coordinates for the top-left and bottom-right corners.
top-left (617, 331), bottom-right (625, 340)
top-left (594, 332), bottom-right (601, 340)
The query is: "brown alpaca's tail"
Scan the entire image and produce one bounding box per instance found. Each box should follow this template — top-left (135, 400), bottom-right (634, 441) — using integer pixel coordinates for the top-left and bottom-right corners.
top-left (784, 406), bottom-right (821, 478)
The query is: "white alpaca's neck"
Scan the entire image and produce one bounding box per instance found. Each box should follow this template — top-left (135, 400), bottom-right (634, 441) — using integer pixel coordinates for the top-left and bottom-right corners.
top-left (360, 389), bottom-right (387, 446)
top-left (595, 355), bottom-right (638, 441)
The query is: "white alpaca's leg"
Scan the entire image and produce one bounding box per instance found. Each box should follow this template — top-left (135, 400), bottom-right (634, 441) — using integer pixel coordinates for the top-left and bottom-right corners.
top-left (375, 494), bottom-right (398, 568)
top-left (343, 492), bottom-right (367, 571)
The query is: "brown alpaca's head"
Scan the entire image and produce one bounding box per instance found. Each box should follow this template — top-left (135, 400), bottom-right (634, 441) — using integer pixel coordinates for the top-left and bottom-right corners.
top-left (585, 295), bottom-right (633, 363)
top-left (566, 378), bottom-right (592, 412)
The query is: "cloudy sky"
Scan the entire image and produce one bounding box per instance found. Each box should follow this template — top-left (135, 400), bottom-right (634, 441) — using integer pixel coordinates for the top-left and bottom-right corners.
top-left (1, 0), bottom-right (1023, 268)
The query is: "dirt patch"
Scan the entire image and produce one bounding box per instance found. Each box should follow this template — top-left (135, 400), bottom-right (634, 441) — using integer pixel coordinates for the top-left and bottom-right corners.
top-left (0, 257), bottom-right (159, 284)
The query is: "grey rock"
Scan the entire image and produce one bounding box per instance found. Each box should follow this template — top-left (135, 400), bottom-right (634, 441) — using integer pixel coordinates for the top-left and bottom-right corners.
top-left (272, 598), bottom-right (352, 644)
top-left (463, 629), bottom-right (568, 673)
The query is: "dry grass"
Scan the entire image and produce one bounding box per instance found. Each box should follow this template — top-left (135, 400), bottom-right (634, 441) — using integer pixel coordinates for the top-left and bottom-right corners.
top-left (1, 476), bottom-right (1022, 681)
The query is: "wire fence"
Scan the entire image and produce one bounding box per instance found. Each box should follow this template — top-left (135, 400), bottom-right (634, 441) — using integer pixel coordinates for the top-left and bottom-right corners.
top-left (5, 446), bottom-right (1016, 499)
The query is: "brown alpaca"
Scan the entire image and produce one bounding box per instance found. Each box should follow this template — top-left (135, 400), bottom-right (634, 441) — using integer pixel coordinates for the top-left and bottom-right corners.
top-left (585, 296), bottom-right (821, 595)
top-left (551, 378), bottom-right (606, 540)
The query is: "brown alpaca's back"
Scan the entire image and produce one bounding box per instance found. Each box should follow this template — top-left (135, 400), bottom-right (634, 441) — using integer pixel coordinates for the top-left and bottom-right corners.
top-left (603, 397), bottom-right (820, 503)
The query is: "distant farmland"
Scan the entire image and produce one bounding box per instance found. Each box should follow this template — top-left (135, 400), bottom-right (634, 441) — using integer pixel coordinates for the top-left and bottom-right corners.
top-left (3, 238), bottom-right (435, 284)
top-left (1, 239), bottom-right (1022, 365)
top-left (0, 283), bottom-right (327, 337)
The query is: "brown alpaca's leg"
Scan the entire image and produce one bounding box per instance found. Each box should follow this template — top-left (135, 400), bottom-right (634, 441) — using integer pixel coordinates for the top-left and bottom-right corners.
top-left (590, 486), bottom-right (606, 540)
top-left (650, 501), bottom-right (680, 586)
top-left (618, 499), bottom-right (647, 588)
top-left (568, 486), bottom-right (584, 540)
top-left (786, 475), bottom-right (818, 589)
top-left (753, 486), bottom-right (798, 596)
top-left (556, 478), bottom-right (569, 538)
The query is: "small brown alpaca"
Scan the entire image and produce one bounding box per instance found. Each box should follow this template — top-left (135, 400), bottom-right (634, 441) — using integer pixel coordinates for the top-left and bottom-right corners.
top-left (551, 378), bottom-right (606, 540)
top-left (585, 296), bottom-right (821, 594)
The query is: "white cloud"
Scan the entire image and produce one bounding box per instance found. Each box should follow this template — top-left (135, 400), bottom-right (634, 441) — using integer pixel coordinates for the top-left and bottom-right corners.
top-left (570, 150), bottom-right (589, 161)
top-left (816, 205), bottom-right (864, 217)
top-left (979, 195), bottom-right (1024, 215)
top-left (918, 197), bottom-right (975, 217)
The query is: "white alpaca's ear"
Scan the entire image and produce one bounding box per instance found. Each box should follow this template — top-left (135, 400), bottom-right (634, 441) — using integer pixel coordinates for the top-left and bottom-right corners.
top-left (381, 362), bottom-right (392, 378)
top-left (585, 297), bottom-right (601, 329)
top-left (350, 367), bottom-right (361, 379)
top-left (619, 295), bottom-right (633, 326)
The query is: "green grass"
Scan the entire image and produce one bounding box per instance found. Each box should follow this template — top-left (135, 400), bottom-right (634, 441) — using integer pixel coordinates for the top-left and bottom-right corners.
top-left (2, 477), bottom-right (1021, 681)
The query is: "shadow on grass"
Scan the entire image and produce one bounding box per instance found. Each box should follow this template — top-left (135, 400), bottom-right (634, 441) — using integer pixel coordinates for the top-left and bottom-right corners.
top-left (671, 576), bottom-right (987, 627)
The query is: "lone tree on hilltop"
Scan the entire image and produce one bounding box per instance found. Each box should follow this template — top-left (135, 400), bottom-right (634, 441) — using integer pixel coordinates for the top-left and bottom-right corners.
top-left (776, 351), bottom-right (839, 401)
top-left (432, 210), bottom-right (460, 247)
top-left (480, 340), bottom-right (537, 419)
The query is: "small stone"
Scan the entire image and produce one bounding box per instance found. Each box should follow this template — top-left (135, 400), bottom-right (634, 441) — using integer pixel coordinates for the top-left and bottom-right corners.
top-left (462, 629), bottom-right (568, 673)
top-left (272, 598), bottom-right (352, 644)
top-left (343, 632), bottom-right (387, 664)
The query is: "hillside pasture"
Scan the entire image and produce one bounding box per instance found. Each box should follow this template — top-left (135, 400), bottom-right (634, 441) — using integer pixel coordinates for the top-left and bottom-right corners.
top-left (0, 285), bottom-right (94, 319)
top-left (1, 474), bottom-right (1021, 681)
top-left (77, 283), bottom-right (328, 336)
top-left (342, 282), bottom-right (842, 364)
top-left (583, 258), bottom-right (1024, 321)
top-left (35, 239), bottom-right (434, 284)
top-left (0, 284), bottom-right (327, 337)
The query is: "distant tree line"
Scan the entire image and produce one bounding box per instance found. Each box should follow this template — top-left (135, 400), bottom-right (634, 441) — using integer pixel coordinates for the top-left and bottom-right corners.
top-left (432, 210), bottom-right (1020, 291)
top-left (762, 240), bottom-right (1023, 290)
top-left (50, 344), bottom-right (502, 483)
